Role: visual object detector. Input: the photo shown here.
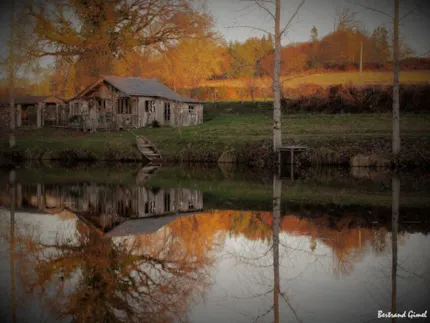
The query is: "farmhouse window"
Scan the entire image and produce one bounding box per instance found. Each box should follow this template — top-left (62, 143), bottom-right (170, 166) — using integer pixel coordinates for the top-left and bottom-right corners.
top-left (73, 102), bottom-right (79, 115)
top-left (145, 100), bottom-right (156, 113)
top-left (117, 98), bottom-right (132, 115)
top-left (164, 102), bottom-right (171, 121)
top-left (188, 105), bottom-right (194, 114)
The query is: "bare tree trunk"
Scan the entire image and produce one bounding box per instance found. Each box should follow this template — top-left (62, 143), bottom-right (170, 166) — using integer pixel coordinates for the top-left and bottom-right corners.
top-left (272, 173), bottom-right (282, 323)
top-left (360, 42), bottom-right (363, 85)
top-left (391, 176), bottom-right (399, 323)
top-left (9, 0), bottom-right (16, 148)
top-left (392, 0), bottom-right (400, 156)
top-left (273, 0), bottom-right (282, 152)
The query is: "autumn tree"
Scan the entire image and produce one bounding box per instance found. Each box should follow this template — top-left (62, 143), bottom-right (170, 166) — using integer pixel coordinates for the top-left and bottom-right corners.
top-left (370, 26), bottom-right (390, 65)
top-left (228, 36), bottom-right (274, 78)
top-left (318, 29), bottom-right (372, 68)
top-left (25, 0), bottom-right (214, 94)
top-left (162, 38), bottom-right (225, 89)
top-left (334, 8), bottom-right (360, 32)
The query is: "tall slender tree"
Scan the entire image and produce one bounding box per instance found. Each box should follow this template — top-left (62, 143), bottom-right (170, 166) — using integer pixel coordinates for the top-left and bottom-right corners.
top-left (349, 0), bottom-right (415, 157)
top-left (9, 0), bottom-right (16, 148)
top-left (310, 26), bottom-right (318, 43)
top-left (230, 0), bottom-right (304, 151)
top-left (273, 0), bottom-right (282, 151)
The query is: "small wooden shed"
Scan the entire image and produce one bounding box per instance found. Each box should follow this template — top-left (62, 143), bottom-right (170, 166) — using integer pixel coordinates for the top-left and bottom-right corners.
top-left (68, 76), bottom-right (203, 131)
top-left (0, 95), bottom-right (66, 128)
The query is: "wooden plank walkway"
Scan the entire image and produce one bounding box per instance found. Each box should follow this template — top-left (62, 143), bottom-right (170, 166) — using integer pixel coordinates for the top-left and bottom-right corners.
top-left (136, 136), bottom-right (162, 162)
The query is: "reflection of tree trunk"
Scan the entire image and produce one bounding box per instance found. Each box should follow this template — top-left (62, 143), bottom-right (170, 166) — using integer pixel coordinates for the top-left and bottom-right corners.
top-left (391, 177), bottom-right (399, 323)
top-left (392, 0), bottom-right (400, 156)
top-left (9, 170), bottom-right (17, 323)
top-left (273, 173), bottom-right (282, 323)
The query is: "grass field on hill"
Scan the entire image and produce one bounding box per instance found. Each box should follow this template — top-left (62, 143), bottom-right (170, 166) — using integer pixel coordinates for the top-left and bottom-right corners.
top-left (201, 70), bottom-right (430, 89)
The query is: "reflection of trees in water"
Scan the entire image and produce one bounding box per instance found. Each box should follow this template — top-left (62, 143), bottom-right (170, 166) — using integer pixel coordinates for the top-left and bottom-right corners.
top-left (15, 217), bottom-right (216, 323)
top-left (226, 175), bottom-right (319, 323)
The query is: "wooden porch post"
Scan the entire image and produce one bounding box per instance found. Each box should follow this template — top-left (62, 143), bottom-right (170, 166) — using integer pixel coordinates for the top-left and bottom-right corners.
top-left (36, 103), bottom-right (42, 128)
top-left (16, 104), bottom-right (21, 127)
top-left (41, 103), bottom-right (45, 126)
top-left (55, 104), bottom-right (59, 126)
top-left (16, 183), bottom-right (22, 207)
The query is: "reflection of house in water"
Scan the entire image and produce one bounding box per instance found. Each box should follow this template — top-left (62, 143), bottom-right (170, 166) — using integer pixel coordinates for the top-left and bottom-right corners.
top-left (2, 183), bottom-right (203, 234)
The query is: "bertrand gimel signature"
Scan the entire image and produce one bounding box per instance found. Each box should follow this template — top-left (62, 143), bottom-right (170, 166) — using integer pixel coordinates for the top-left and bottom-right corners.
top-left (378, 310), bottom-right (428, 319)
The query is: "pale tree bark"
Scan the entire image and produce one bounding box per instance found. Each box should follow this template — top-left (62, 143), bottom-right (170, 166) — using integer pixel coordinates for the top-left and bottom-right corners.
top-left (392, 0), bottom-right (400, 156)
top-left (9, 0), bottom-right (16, 148)
top-left (348, 0), bottom-right (402, 156)
top-left (391, 176), bottom-right (399, 323)
top-left (232, 1), bottom-right (304, 152)
top-left (272, 173), bottom-right (282, 323)
top-left (273, 0), bottom-right (282, 152)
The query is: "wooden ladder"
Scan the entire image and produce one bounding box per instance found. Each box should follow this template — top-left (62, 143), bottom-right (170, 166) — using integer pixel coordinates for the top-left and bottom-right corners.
top-left (136, 136), bottom-right (162, 162)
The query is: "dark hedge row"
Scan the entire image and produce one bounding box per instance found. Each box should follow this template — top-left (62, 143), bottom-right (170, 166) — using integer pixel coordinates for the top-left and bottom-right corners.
top-left (282, 84), bottom-right (430, 114)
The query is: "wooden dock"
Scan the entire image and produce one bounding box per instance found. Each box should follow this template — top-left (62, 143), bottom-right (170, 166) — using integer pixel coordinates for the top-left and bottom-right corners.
top-left (136, 136), bottom-right (162, 162)
top-left (277, 145), bottom-right (307, 165)
top-left (276, 145), bottom-right (308, 180)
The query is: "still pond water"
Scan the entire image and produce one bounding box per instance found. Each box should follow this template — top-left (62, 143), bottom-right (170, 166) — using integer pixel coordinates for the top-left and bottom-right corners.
top-left (0, 164), bottom-right (429, 323)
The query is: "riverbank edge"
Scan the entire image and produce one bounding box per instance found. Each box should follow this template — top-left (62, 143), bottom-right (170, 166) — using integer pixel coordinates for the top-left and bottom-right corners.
top-left (1, 138), bottom-right (429, 169)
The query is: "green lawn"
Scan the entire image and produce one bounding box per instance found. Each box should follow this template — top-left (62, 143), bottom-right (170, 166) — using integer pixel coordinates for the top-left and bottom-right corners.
top-left (1, 113), bottom-right (430, 165)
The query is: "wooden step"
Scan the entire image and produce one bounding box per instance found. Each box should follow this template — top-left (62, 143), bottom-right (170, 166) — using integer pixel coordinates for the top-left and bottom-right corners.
top-left (145, 153), bottom-right (161, 158)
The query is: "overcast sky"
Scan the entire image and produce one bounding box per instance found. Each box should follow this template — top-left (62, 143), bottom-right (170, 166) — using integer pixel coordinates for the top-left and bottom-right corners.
top-left (0, 0), bottom-right (429, 76)
top-left (208, 0), bottom-right (430, 55)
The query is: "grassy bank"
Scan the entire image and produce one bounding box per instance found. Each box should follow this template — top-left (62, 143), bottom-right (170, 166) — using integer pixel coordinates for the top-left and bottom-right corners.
top-left (1, 111), bottom-right (430, 167)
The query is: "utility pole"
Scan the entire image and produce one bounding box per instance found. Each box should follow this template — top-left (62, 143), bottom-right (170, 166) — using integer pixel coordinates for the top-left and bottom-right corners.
top-left (9, 0), bottom-right (16, 148)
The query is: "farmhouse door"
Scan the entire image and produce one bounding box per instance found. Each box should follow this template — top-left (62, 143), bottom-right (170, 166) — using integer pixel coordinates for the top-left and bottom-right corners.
top-left (138, 99), bottom-right (146, 127)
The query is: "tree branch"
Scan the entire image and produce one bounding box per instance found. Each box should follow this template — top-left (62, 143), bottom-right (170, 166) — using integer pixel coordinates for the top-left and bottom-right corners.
top-left (399, 3), bottom-right (422, 22)
top-left (280, 0), bottom-right (305, 37)
top-left (346, 1), bottom-right (393, 19)
top-left (279, 292), bottom-right (303, 323)
top-left (225, 25), bottom-right (274, 36)
top-left (242, 0), bottom-right (275, 20)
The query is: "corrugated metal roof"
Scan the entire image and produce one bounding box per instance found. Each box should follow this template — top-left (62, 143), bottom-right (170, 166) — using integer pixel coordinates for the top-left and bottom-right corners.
top-left (102, 76), bottom-right (200, 103)
top-left (0, 96), bottom-right (65, 105)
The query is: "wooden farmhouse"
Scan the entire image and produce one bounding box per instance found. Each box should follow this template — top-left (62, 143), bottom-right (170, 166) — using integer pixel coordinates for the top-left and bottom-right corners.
top-left (68, 75), bottom-right (203, 131)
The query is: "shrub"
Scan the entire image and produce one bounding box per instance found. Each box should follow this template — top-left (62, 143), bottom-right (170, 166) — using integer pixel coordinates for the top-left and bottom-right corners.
top-left (151, 119), bottom-right (161, 128)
